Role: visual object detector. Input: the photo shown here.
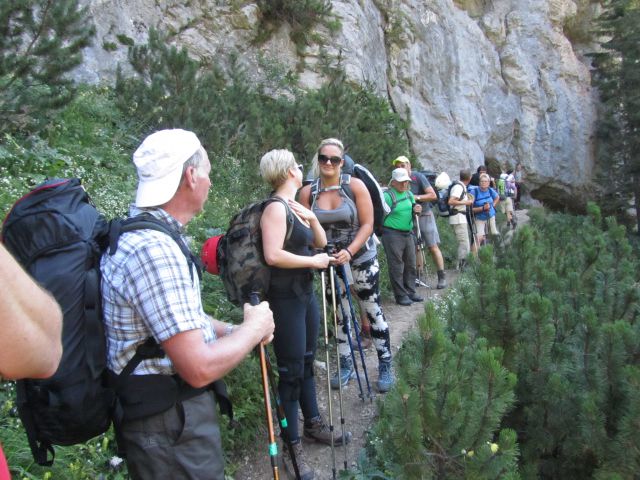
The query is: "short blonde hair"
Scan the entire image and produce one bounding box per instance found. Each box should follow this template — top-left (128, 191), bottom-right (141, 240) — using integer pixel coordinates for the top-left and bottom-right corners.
top-left (479, 173), bottom-right (491, 183)
top-left (260, 149), bottom-right (297, 189)
top-left (311, 138), bottom-right (344, 177)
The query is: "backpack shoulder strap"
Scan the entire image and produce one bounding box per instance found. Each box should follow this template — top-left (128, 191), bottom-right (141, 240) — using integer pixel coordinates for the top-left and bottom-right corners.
top-left (386, 189), bottom-right (399, 215)
top-left (267, 196), bottom-right (294, 243)
top-left (340, 173), bottom-right (354, 202)
top-left (108, 214), bottom-right (202, 282)
top-left (309, 178), bottom-right (321, 207)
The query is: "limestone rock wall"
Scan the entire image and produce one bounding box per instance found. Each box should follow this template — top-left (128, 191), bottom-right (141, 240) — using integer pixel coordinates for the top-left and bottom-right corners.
top-left (77, 0), bottom-right (596, 209)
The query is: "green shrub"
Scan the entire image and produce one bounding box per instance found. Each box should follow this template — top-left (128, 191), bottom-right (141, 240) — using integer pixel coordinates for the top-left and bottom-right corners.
top-left (0, 0), bottom-right (95, 134)
top-left (368, 304), bottom-right (519, 479)
top-left (254, 0), bottom-right (337, 51)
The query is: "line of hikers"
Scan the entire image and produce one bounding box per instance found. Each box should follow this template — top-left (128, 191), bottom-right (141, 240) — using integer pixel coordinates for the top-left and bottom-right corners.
top-left (1, 127), bottom-right (521, 480)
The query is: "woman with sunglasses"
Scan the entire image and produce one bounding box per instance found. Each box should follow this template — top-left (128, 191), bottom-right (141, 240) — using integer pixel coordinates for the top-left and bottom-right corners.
top-left (260, 149), bottom-right (349, 479)
top-left (299, 138), bottom-right (395, 394)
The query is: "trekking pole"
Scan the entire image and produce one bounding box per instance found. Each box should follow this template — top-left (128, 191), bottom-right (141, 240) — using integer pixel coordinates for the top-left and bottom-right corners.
top-left (249, 293), bottom-right (279, 480)
top-left (320, 268), bottom-right (337, 480)
top-left (467, 206), bottom-right (479, 251)
top-left (331, 267), bottom-right (366, 402)
top-left (327, 246), bottom-right (349, 472)
top-left (414, 213), bottom-right (430, 287)
top-left (337, 264), bottom-right (373, 402)
top-left (263, 347), bottom-right (301, 480)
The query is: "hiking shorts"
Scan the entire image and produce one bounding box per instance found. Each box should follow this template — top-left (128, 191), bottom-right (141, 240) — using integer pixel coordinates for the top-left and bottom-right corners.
top-left (500, 197), bottom-right (514, 214)
top-left (416, 212), bottom-right (440, 247)
top-left (475, 216), bottom-right (498, 237)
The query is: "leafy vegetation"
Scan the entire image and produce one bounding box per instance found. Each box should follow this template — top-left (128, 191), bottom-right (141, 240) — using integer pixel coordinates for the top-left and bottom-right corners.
top-left (0, 24), bottom-right (413, 477)
top-left (363, 205), bottom-right (640, 478)
top-left (254, 0), bottom-right (339, 56)
top-left (591, 0), bottom-right (640, 234)
top-left (0, 0), bottom-right (95, 135)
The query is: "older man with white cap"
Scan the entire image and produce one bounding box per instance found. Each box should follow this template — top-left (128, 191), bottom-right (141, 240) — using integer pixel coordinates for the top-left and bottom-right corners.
top-left (381, 167), bottom-right (424, 306)
top-left (392, 155), bottom-right (447, 289)
top-left (100, 129), bottom-right (274, 479)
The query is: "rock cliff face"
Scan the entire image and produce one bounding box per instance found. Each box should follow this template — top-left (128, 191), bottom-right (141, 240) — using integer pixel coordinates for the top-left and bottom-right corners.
top-left (77, 0), bottom-right (597, 209)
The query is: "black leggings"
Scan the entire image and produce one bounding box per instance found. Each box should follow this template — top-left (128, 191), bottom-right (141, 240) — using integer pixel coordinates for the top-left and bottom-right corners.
top-left (269, 277), bottom-right (321, 442)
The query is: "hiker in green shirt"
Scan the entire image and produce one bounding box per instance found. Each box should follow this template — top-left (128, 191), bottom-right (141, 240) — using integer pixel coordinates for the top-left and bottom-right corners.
top-left (381, 168), bottom-right (424, 306)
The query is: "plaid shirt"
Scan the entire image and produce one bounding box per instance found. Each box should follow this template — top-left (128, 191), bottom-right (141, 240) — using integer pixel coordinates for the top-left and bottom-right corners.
top-left (101, 205), bottom-right (215, 375)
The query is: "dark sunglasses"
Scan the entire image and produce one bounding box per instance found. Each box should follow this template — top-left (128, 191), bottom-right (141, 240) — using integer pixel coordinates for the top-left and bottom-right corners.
top-left (296, 164), bottom-right (303, 171)
top-left (318, 154), bottom-right (342, 165)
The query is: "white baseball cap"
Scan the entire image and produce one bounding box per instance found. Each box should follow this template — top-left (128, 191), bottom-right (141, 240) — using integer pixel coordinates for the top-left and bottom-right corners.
top-left (390, 167), bottom-right (412, 183)
top-left (133, 129), bottom-right (202, 207)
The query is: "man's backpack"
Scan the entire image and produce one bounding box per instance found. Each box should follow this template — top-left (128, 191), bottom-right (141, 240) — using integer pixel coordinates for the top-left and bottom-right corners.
top-left (309, 161), bottom-right (390, 237)
top-left (431, 172), bottom-right (459, 217)
top-left (214, 197), bottom-right (294, 306)
top-left (1, 178), bottom-right (203, 465)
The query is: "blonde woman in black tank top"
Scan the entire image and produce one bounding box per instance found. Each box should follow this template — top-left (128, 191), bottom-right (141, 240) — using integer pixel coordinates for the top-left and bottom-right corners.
top-left (260, 149), bottom-right (350, 479)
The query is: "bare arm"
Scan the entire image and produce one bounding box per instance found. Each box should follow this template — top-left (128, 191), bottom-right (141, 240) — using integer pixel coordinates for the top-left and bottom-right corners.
top-left (334, 178), bottom-right (373, 265)
top-left (261, 201), bottom-right (331, 270)
top-left (417, 185), bottom-right (437, 203)
top-left (0, 244), bottom-right (62, 380)
top-left (162, 301), bottom-right (275, 388)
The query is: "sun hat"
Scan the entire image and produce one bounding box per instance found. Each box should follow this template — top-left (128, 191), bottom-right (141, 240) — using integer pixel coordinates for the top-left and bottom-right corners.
top-left (390, 167), bottom-right (411, 183)
top-left (201, 234), bottom-right (222, 275)
top-left (392, 155), bottom-right (410, 166)
top-left (133, 129), bottom-right (202, 208)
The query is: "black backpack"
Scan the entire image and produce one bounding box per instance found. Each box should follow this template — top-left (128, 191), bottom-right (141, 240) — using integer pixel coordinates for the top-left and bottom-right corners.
top-left (216, 197), bottom-right (293, 306)
top-left (1, 178), bottom-right (205, 465)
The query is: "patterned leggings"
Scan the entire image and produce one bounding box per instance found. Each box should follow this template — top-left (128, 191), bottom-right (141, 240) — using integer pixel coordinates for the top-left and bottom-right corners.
top-left (330, 257), bottom-right (392, 363)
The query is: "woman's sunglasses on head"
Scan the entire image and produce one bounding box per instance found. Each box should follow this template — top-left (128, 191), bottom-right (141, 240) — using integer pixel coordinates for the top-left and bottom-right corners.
top-left (318, 154), bottom-right (342, 165)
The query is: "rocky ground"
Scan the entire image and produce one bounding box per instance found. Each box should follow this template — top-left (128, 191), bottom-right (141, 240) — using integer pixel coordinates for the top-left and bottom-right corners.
top-left (234, 210), bottom-right (528, 479)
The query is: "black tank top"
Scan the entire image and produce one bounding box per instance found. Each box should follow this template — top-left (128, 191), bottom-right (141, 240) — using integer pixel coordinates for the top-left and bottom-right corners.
top-left (270, 213), bottom-right (314, 278)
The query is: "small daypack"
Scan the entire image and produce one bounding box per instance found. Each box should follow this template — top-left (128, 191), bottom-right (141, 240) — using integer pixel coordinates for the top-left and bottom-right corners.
top-left (497, 175), bottom-right (507, 200)
top-left (309, 162), bottom-right (390, 237)
top-left (215, 197), bottom-right (294, 306)
top-left (1, 178), bottom-right (212, 465)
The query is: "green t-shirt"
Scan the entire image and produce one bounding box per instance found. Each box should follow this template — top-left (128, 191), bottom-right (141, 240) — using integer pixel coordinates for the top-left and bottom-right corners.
top-left (383, 188), bottom-right (415, 231)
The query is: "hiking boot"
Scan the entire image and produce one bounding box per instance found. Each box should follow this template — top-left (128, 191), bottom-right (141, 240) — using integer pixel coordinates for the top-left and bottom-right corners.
top-left (303, 415), bottom-right (352, 446)
top-left (330, 355), bottom-right (355, 389)
top-left (436, 270), bottom-right (447, 289)
top-left (395, 295), bottom-right (412, 306)
top-left (409, 294), bottom-right (424, 302)
top-left (377, 360), bottom-right (395, 393)
top-left (282, 440), bottom-right (314, 480)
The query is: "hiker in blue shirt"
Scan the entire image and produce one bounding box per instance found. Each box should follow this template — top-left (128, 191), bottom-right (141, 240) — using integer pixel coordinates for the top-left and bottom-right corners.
top-left (468, 173), bottom-right (500, 246)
